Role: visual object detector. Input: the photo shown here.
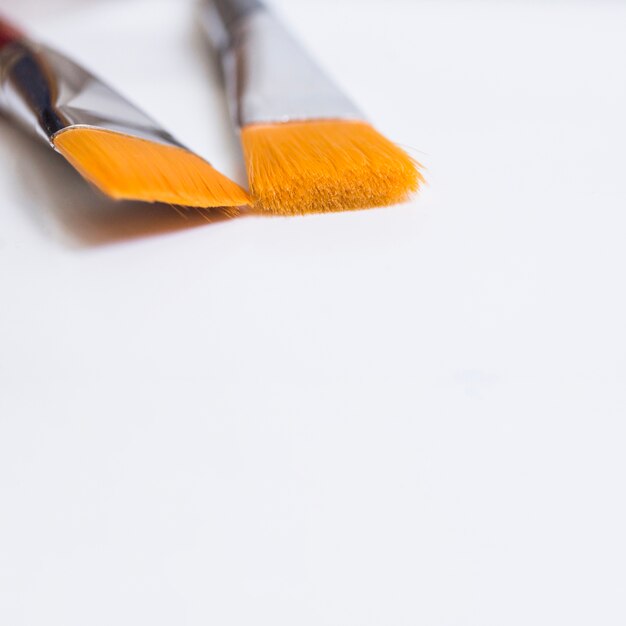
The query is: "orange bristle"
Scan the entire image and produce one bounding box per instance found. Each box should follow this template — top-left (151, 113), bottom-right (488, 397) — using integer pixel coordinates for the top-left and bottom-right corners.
top-left (241, 120), bottom-right (423, 215)
top-left (53, 127), bottom-right (250, 208)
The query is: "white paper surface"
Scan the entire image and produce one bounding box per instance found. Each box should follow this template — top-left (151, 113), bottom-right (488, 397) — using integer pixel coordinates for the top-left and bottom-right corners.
top-left (1, 1), bottom-right (625, 624)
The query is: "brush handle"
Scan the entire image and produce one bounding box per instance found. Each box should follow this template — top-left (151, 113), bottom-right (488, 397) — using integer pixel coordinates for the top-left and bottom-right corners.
top-left (0, 16), bottom-right (24, 49)
top-left (202, 0), bottom-right (264, 51)
top-left (211, 0), bottom-right (263, 29)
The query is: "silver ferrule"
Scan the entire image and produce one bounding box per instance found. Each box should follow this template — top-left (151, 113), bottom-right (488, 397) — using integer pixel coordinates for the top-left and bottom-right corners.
top-left (201, 0), bottom-right (362, 127)
top-left (0, 39), bottom-right (182, 147)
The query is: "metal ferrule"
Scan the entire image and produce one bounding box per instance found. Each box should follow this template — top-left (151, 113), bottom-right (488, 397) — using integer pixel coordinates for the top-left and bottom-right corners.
top-left (0, 39), bottom-right (182, 147)
top-left (201, 0), bottom-right (362, 127)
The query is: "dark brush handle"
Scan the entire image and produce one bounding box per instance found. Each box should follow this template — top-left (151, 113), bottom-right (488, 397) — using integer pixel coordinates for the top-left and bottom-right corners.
top-left (210, 0), bottom-right (264, 29)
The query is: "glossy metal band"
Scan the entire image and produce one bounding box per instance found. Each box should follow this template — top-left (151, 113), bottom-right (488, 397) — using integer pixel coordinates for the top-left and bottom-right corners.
top-left (202, 1), bottom-right (362, 127)
top-left (0, 40), bottom-right (182, 147)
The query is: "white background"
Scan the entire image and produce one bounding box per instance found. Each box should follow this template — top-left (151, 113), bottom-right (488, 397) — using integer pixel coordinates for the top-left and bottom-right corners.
top-left (1, 1), bottom-right (625, 624)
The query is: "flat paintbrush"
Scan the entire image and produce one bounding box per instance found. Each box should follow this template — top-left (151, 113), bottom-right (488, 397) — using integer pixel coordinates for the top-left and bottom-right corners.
top-left (201, 0), bottom-right (423, 215)
top-left (0, 16), bottom-right (250, 208)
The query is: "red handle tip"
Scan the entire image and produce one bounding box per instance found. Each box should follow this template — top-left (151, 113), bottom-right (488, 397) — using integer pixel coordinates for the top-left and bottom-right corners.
top-left (0, 17), bottom-right (24, 49)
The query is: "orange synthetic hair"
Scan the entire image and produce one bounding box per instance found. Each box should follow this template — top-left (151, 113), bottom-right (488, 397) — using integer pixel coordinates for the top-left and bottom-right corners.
top-left (53, 127), bottom-right (250, 208)
top-left (241, 120), bottom-right (423, 215)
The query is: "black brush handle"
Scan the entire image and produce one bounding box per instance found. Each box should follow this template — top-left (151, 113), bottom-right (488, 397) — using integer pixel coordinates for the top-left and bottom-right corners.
top-left (211, 0), bottom-right (264, 29)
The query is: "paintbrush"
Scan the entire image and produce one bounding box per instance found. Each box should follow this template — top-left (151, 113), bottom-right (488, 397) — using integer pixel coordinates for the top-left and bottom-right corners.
top-left (0, 16), bottom-right (250, 208)
top-left (200, 0), bottom-right (423, 215)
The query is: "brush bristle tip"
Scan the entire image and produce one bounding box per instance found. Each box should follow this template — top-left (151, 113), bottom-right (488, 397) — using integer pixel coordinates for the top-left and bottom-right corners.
top-left (241, 120), bottom-right (422, 215)
top-left (53, 127), bottom-right (251, 208)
